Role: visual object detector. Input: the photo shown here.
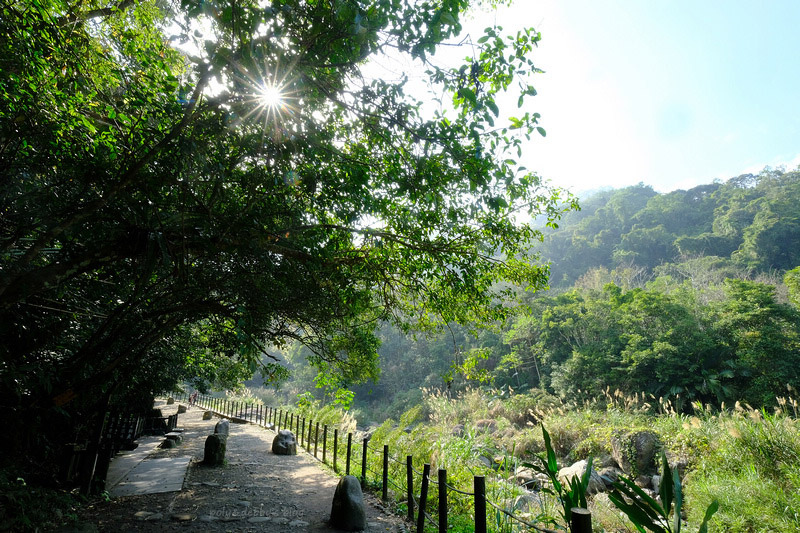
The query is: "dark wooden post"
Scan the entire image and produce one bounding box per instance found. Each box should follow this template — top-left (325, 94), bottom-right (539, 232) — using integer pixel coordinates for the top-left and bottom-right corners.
top-left (474, 476), bottom-right (486, 533)
top-left (382, 445), bottom-right (389, 501)
top-left (323, 425), bottom-right (328, 463)
top-left (314, 422), bottom-right (320, 457)
top-left (346, 433), bottom-right (352, 475)
top-left (361, 438), bottom-right (368, 487)
top-left (438, 469), bottom-right (447, 533)
top-left (301, 418), bottom-right (306, 447)
top-left (308, 418), bottom-right (313, 448)
top-left (416, 464), bottom-right (430, 533)
top-left (571, 508), bottom-right (592, 533)
top-left (406, 456), bottom-right (414, 523)
top-left (333, 428), bottom-right (339, 472)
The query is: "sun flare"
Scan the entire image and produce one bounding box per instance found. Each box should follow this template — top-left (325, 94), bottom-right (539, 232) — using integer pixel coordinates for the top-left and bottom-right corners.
top-left (258, 83), bottom-right (284, 109)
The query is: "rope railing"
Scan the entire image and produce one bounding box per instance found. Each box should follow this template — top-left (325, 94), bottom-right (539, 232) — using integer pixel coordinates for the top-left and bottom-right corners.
top-left (486, 499), bottom-right (561, 533)
top-left (177, 391), bottom-right (593, 533)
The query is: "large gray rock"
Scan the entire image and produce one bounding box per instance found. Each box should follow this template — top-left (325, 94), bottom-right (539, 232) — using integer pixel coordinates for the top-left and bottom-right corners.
top-left (330, 475), bottom-right (366, 531)
top-left (558, 459), bottom-right (606, 494)
top-left (177, 404), bottom-right (187, 414)
top-left (474, 419), bottom-right (498, 433)
top-left (611, 430), bottom-right (660, 475)
top-left (214, 419), bottom-right (230, 436)
top-left (512, 492), bottom-right (541, 514)
top-left (166, 397), bottom-right (175, 405)
top-left (651, 474), bottom-right (662, 494)
top-left (272, 429), bottom-right (297, 455)
top-left (202, 411), bottom-right (213, 420)
top-left (514, 467), bottom-right (539, 489)
top-left (597, 466), bottom-right (623, 488)
top-left (203, 434), bottom-right (226, 466)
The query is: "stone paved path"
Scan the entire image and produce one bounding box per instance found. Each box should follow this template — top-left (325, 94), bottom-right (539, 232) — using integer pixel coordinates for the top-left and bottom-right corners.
top-left (76, 400), bottom-right (409, 532)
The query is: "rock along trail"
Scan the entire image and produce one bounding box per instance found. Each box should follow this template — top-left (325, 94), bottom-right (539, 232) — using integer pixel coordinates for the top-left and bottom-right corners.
top-left (77, 401), bottom-right (409, 532)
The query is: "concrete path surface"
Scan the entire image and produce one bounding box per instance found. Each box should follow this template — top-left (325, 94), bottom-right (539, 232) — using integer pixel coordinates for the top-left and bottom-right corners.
top-left (79, 400), bottom-right (409, 532)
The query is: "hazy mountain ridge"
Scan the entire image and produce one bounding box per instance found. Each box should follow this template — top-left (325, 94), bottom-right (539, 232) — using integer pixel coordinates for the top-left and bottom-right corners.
top-left (540, 167), bottom-right (800, 287)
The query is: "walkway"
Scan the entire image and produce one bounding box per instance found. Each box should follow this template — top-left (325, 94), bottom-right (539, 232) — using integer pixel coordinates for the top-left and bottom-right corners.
top-left (79, 400), bottom-right (408, 532)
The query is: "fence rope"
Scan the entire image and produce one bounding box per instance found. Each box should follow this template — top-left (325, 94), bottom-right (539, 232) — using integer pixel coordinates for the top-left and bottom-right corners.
top-left (485, 499), bottom-right (560, 533)
top-left (444, 483), bottom-right (475, 497)
top-left (387, 477), bottom-right (404, 492)
top-left (387, 452), bottom-right (407, 466)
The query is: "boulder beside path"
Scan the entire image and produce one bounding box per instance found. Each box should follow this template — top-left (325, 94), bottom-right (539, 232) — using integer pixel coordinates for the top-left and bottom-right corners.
top-left (330, 475), bottom-right (366, 531)
top-left (272, 429), bottom-right (297, 455)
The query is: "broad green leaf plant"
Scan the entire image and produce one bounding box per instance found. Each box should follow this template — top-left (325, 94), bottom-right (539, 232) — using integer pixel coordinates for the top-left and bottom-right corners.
top-left (609, 452), bottom-right (719, 533)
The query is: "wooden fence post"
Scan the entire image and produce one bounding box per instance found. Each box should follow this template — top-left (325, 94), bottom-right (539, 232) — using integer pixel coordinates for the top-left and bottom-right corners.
top-left (315, 422), bottom-right (320, 457)
top-left (361, 438), bottom-right (368, 487)
top-left (416, 464), bottom-right (430, 533)
top-left (474, 476), bottom-right (486, 533)
top-left (333, 429), bottom-right (339, 472)
top-left (438, 469), bottom-right (447, 533)
top-left (382, 445), bottom-right (389, 501)
top-left (323, 425), bottom-right (328, 463)
top-left (571, 508), bottom-right (592, 533)
top-left (406, 456), bottom-right (414, 523)
top-left (346, 433), bottom-right (352, 475)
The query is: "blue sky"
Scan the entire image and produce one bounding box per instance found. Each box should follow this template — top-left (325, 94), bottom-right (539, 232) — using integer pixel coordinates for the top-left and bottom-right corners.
top-left (478, 1), bottom-right (800, 193)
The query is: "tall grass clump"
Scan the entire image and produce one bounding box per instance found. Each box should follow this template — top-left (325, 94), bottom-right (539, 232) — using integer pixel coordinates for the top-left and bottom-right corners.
top-left (684, 400), bottom-right (800, 532)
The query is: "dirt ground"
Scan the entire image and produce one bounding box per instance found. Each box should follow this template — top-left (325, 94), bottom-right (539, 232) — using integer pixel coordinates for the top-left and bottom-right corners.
top-left (71, 402), bottom-right (410, 532)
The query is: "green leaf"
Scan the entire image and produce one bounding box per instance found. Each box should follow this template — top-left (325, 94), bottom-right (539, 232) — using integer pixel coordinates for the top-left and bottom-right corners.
top-left (536, 126), bottom-right (546, 137)
top-left (659, 452), bottom-right (674, 518)
top-left (697, 500), bottom-right (719, 533)
top-left (542, 426), bottom-right (558, 475)
top-left (608, 492), bottom-right (658, 533)
top-left (486, 99), bottom-right (499, 117)
top-left (672, 470), bottom-right (683, 533)
top-left (458, 87), bottom-right (477, 107)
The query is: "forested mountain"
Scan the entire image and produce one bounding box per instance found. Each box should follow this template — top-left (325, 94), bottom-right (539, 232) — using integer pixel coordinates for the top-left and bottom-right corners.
top-left (281, 167), bottom-right (800, 418)
top-left (540, 167), bottom-right (800, 286)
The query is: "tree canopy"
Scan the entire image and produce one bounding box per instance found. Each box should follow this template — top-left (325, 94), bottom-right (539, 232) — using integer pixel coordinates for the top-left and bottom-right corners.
top-left (0, 0), bottom-right (571, 475)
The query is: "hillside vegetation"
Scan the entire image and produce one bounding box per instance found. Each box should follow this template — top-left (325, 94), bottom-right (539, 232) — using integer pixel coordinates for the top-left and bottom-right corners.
top-left (279, 167), bottom-right (800, 417)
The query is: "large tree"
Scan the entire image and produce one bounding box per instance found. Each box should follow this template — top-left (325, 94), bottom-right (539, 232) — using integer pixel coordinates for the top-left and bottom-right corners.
top-left (0, 0), bottom-right (570, 478)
